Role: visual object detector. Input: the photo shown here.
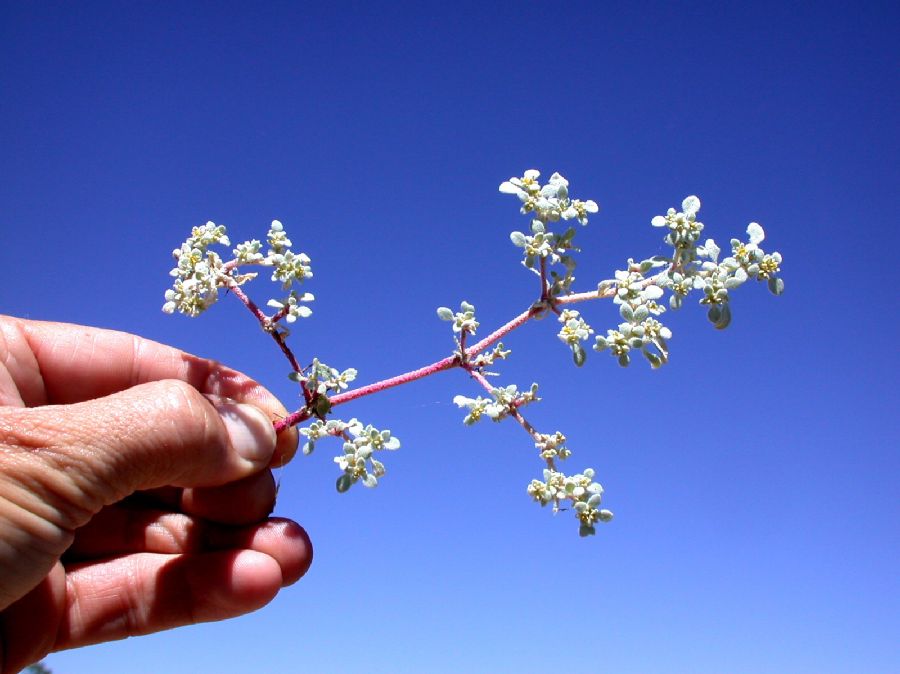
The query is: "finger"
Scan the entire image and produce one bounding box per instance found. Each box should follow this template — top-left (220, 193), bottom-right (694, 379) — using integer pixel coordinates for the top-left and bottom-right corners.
top-left (65, 510), bottom-right (310, 573)
top-left (55, 550), bottom-right (286, 650)
top-left (0, 316), bottom-right (299, 464)
top-left (180, 470), bottom-right (277, 524)
top-left (1, 384), bottom-right (277, 533)
top-left (67, 471), bottom-right (279, 549)
top-left (2, 532), bottom-right (311, 668)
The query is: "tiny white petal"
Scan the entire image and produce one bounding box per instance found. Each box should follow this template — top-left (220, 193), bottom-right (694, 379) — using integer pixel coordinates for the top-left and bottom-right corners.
top-left (682, 196), bottom-right (701, 215)
top-left (642, 285), bottom-right (664, 300)
top-left (747, 222), bottom-right (765, 245)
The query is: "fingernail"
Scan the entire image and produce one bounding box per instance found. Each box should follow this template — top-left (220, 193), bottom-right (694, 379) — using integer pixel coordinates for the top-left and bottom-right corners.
top-left (217, 402), bottom-right (276, 466)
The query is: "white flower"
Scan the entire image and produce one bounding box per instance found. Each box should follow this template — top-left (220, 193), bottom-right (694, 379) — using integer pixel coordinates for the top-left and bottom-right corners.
top-left (557, 310), bottom-right (594, 346)
top-left (499, 169), bottom-right (542, 199)
top-left (267, 220), bottom-right (292, 251)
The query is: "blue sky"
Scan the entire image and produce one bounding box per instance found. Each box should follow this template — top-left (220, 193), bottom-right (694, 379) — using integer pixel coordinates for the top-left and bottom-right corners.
top-left (2, 1), bottom-right (898, 672)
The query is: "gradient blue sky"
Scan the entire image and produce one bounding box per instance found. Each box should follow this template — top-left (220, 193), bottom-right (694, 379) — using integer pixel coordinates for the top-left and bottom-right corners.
top-left (2, 2), bottom-right (898, 673)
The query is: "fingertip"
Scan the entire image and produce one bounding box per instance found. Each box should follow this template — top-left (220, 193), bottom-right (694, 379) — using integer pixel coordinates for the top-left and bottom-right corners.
top-left (272, 423), bottom-right (300, 468)
top-left (183, 550), bottom-right (285, 621)
top-left (238, 518), bottom-right (313, 586)
top-left (215, 402), bottom-right (277, 469)
top-left (224, 550), bottom-right (284, 605)
top-left (272, 519), bottom-right (314, 586)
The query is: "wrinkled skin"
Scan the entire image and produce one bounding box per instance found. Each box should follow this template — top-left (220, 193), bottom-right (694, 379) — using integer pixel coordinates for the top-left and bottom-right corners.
top-left (0, 317), bottom-right (312, 673)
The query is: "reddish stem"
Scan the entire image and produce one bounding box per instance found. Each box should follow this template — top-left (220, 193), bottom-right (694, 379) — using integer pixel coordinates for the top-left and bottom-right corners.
top-left (225, 276), bottom-right (311, 407)
top-left (268, 267), bottom-right (670, 433)
top-left (463, 360), bottom-right (542, 443)
top-left (330, 355), bottom-right (459, 407)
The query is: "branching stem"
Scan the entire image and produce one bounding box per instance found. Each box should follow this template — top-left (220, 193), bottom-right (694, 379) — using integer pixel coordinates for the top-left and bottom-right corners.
top-left (267, 269), bottom-right (665, 434)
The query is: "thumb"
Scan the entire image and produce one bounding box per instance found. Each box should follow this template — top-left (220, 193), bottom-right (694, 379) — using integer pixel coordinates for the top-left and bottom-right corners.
top-left (1, 378), bottom-right (277, 530)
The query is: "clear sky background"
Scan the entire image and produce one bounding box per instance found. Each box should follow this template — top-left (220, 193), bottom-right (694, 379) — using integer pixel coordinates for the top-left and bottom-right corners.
top-left (2, 2), bottom-right (898, 673)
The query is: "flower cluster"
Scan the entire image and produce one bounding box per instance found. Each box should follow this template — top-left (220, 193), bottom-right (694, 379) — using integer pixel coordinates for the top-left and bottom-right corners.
top-left (502, 170), bottom-right (598, 297)
top-left (469, 342), bottom-right (511, 369)
top-left (534, 431), bottom-right (570, 462)
top-left (299, 418), bottom-right (400, 490)
top-left (557, 309), bottom-right (594, 366)
top-left (334, 420), bottom-right (401, 491)
top-left (162, 222), bottom-right (231, 316)
top-left (165, 170), bottom-right (783, 537)
top-left (437, 301), bottom-right (479, 335)
top-left (452, 383), bottom-right (539, 425)
top-left (500, 170), bottom-right (598, 226)
top-left (651, 195), bottom-right (705, 251)
top-left (593, 259), bottom-right (672, 367)
top-left (163, 220), bottom-right (314, 319)
top-left (267, 290), bottom-right (315, 323)
top-left (650, 198), bottom-right (784, 328)
top-left (527, 468), bottom-right (613, 537)
top-left (298, 418), bottom-right (345, 455)
top-left (301, 358), bottom-right (358, 396)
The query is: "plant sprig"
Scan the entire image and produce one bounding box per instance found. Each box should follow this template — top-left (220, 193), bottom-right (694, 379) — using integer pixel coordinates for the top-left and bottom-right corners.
top-left (163, 170), bottom-right (783, 536)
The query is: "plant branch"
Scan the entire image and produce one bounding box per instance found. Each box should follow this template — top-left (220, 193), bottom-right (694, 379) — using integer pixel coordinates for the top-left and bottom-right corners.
top-left (225, 276), bottom-right (311, 406)
top-left (272, 267), bottom-right (671, 433)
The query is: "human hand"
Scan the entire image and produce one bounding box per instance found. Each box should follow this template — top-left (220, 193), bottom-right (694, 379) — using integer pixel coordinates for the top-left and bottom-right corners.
top-left (0, 316), bottom-right (312, 672)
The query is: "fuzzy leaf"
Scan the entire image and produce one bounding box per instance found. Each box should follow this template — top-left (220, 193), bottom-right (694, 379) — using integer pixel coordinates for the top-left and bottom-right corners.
top-left (336, 474), bottom-right (353, 493)
top-left (573, 343), bottom-right (586, 367)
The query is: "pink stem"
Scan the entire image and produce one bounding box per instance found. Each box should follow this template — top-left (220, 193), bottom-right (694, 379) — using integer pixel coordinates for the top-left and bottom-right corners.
top-left (463, 360), bottom-right (542, 444)
top-left (330, 355), bottom-right (459, 407)
top-left (465, 366), bottom-right (494, 392)
top-left (464, 306), bottom-right (537, 357)
top-left (272, 268), bottom-right (670, 432)
top-left (225, 276), bottom-right (311, 409)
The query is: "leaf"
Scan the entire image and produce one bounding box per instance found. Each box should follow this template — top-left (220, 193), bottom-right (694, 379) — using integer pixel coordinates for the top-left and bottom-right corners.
top-left (643, 285), bottom-right (664, 300)
top-left (510, 231), bottom-right (527, 247)
top-left (642, 349), bottom-right (662, 368)
top-left (436, 307), bottom-right (454, 321)
top-left (336, 474), bottom-right (353, 493)
top-left (573, 343), bottom-right (586, 367)
top-left (714, 304), bottom-right (732, 330)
